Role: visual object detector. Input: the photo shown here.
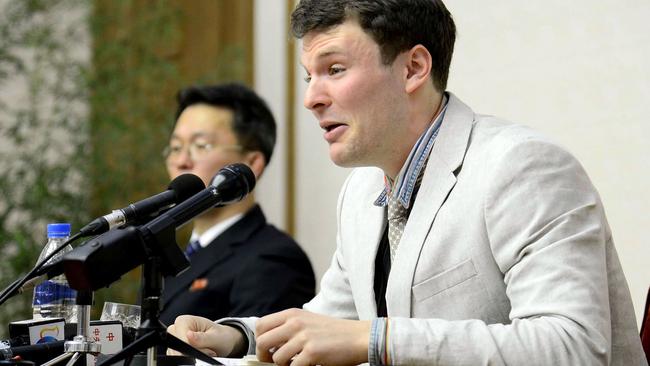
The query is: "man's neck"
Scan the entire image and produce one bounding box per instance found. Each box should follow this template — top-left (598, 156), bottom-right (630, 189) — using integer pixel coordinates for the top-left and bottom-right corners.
top-left (385, 91), bottom-right (444, 179)
top-left (192, 195), bottom-right (256, 235)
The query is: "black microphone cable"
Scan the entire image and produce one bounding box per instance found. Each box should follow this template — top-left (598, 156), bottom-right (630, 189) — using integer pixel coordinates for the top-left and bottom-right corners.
top-left (0, 232), bottom-right (82, 306)
top-left (0, 174), bottom-right (204, 306)
top-left (0, 340), bottom-right (65, 362)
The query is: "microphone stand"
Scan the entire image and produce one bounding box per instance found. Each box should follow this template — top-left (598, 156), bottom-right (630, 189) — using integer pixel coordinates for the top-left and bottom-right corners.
top-left (42, 291), bottom-right (101, 366)
top-left (97, 235), bottom-right (220, 366)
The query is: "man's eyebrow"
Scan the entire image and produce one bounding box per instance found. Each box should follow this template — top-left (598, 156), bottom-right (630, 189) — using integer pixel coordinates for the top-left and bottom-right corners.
top-left (316, 49), bottom-right (344, 58)
top-left (170, 131), bottom-right (214, 141)
top-left (302, 49), bottom-right (346, 71)
top-left (189, 131), bottom-right (212, 138)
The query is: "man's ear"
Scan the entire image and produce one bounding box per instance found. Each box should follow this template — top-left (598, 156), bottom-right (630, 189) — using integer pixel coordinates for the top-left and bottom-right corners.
top-left (404, 44), bottom-right (433, 94)
top-left (243, 150), bottom-right (266, 179)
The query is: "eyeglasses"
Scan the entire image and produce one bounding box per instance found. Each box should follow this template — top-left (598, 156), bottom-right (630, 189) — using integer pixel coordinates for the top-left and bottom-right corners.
top-left (162, 141), bottom-right (243, 162)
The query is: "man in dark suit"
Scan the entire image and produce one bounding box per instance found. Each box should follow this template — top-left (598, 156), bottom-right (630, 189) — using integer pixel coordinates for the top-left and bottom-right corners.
top-left (159, 83), bottom-right (315, 325)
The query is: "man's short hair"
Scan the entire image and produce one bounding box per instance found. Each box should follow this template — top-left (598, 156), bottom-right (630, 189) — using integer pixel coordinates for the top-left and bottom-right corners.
top-left (174, 83), bottom-right (277, 165)
top-left (291, 0), bottom-right (456, 92)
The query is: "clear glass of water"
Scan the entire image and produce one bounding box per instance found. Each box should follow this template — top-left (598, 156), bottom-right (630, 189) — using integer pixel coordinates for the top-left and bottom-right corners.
top-left (100, 302), bottom-right (141, 328)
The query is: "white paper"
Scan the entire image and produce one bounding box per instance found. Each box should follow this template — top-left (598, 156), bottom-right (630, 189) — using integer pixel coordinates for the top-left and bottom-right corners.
top-left (197, 355), bottom-right (274, 366)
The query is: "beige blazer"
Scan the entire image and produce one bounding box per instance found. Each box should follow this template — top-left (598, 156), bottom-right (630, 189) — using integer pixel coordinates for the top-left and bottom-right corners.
top-left (304, 94), bottom-right (646, 365)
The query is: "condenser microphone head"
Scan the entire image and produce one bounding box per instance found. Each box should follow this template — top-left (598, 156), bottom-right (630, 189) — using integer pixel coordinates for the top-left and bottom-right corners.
top-left (168, 173), bottom-right (206, 202)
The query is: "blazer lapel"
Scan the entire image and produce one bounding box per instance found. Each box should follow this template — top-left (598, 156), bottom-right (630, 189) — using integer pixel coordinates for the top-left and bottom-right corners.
top-left (162, 205), bottom-right (266, 303)
top-left (352, 181), bottom-right (386, 318)
top-left (386, 93), bottom-right (475, 316)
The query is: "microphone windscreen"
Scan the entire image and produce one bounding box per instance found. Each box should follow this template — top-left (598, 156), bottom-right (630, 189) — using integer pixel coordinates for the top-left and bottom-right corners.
top-left (168, 173), bottom-right (205, 202)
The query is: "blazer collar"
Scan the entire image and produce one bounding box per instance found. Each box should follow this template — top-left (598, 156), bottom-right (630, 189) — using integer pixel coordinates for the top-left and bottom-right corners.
top-left (385, 93), bottom-right (475, 316)
top-left (162, 205), bottom-right (267, 302)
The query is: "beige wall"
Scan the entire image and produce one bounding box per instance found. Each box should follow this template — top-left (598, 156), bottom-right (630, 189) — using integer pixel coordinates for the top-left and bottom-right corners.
top-left (254, 0), bottom-right (650, 325)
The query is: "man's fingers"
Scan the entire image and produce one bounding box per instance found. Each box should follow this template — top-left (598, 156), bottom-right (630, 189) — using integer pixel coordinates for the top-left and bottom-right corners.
top-left (256, 309), bottom-right (315, 362)
top-left (256, 319), bottom-right (297, 361)
top-left (256, 308), bottom-right (300, 335)
top-left (166, 315), bottom-right (220, 356)
top-left (167, 324), bottom-right (177, 336)
top-left (166, 331), bottom-right (217, 357)
top-left (270, 336), bottom-right (304, 366)
top-left (166, 348), bottom-right (181, 356)
top-left (288, 352), bottom-right (310, 366)
top-left (255, 340), bottom-right (274, 362)
top-left (187, 330), bottom-right (213, 349)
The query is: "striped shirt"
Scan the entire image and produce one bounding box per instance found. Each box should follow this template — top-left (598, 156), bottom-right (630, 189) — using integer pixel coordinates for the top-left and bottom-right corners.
top-left (374, 94), bottom-right (448, 209)
top-left (369, 94), bottom-right (448, 366)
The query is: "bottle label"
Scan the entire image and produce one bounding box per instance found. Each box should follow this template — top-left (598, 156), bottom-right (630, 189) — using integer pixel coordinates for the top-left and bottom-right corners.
top-left (33, 280), bottom-right (77, 305)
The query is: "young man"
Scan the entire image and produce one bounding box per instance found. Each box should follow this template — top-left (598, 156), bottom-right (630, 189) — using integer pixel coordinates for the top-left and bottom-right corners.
top-left (167, 2), bottom-right (647, 365)
top-left (159, 83), bottom-right (315, 326)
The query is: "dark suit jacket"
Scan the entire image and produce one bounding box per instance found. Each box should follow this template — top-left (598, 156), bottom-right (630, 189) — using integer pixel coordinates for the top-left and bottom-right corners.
top-left (159, 205), bottom-right (315, 325)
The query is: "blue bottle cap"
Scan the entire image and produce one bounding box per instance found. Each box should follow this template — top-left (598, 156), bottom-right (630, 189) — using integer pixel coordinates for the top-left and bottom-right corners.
top-left (47, 223), bottom-right (71, 238)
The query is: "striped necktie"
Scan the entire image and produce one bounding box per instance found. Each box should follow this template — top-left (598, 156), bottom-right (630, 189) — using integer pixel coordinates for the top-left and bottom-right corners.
top-left (387, 194), bottom-right (408, 262)
top-left (386, 166), bottom-right (426, 262)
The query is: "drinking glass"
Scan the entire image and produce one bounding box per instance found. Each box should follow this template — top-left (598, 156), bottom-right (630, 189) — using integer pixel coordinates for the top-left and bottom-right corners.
top-left (100, 301), bottom-right (141, 328)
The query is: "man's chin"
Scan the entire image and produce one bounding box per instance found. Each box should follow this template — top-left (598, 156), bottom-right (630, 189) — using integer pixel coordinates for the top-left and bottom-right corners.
top-left (329, 149), bottom-right (362, 168)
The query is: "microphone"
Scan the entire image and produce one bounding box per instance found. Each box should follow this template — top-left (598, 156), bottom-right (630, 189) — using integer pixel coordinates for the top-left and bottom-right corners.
top-left (78, 173), bottom-right (205, 236)
top-left (18, 174), bottom-right (205, 294)
top-left (145, 163), bottom-right (256, 231)
top-left (61, 163), bottom-right (256, 291)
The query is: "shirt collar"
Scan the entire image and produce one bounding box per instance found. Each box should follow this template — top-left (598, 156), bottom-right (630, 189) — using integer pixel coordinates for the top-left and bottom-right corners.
top-left (374, 94), bottom-right (449, 209)
top-left (190, 212), bottom-right (245, 248)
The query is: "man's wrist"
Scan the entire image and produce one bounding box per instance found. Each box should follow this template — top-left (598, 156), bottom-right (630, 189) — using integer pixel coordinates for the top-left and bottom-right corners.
top-left (216, 317), bottom-right (258, 355)
top-left (222, 325), bottom-right (248, 357)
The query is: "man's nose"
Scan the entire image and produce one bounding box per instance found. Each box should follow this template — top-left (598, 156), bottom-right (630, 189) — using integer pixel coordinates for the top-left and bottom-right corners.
top-left (303, 78), bottom-right (331, 111)
top-left (171, 147), bottom-right (194, 169)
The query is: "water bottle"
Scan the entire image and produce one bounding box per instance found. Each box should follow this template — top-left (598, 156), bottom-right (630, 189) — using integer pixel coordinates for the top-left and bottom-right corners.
top-left (32, 223), bottom-right (78, 323)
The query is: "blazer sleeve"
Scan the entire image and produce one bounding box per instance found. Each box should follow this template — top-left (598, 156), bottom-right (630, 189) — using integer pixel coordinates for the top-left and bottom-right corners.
top-left (303, 171), bottom-right (360, 320)
top-left (387, 138), bottom-right (628, 365)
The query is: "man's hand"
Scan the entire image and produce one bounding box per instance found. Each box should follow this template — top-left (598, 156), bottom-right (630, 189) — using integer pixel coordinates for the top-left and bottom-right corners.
top-left (255, 308), bottom-right (370, 366)
top-left (167, 315), bottom-right (247, 357)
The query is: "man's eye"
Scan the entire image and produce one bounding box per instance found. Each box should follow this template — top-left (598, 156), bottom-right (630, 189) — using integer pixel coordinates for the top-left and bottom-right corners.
top-left (194, 143), bottom-right (212, 151)
top-left (169, 146), bottom-right (183, 154)
top-left (304, 74), bottom-right (312, 83)
top-left (328, 66), bottom-right (345, 75)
